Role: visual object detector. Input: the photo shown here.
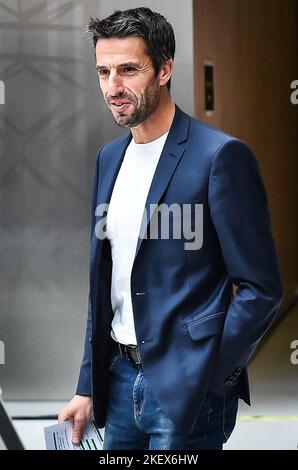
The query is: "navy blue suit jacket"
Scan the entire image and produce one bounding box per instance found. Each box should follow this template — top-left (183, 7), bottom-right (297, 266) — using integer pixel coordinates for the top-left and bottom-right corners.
top-left (76, 105), bottom-right (283, 433)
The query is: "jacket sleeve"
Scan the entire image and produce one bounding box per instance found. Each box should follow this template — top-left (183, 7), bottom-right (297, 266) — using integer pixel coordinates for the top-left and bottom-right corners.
top-left (75, 295), bottom-right (93, 396)
top-left (75, 147), bottom-right (102, 396)
top-left (207, 139), bottom-right (284, 395)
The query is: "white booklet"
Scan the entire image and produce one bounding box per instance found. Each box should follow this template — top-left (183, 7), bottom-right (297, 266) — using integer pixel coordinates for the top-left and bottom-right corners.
top-left (44, 419), bottom-right (103, 450)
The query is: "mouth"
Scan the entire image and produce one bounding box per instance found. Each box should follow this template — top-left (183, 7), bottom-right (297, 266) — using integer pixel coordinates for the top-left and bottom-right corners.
top-left (109, 101), bottom-right (132, 112)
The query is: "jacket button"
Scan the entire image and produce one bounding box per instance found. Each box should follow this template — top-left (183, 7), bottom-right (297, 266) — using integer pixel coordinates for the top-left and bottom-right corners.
top-left (88, 336), bottom-right (92, 343)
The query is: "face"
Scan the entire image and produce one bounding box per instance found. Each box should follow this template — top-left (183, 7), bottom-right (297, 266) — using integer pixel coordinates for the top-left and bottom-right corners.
top-left (95, 37), bottom-right (162, 128)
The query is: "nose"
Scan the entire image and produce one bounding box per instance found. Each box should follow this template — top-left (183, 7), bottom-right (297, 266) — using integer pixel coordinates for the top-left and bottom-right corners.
top-left (108, 71), bottom-right (124, 96)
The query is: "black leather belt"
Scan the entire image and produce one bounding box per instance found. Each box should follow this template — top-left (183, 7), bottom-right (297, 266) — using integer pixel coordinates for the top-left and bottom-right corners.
top-left (117, 342), bottom-right (142, 365)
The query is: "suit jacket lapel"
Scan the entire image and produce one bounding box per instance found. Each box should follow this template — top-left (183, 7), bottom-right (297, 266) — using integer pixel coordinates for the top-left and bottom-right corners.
top-left (90, 132), bottom-right (131, 282)
top-left (134, 105), bottom-right (190, 259)
top-left (97, 133), bottom-right (132, 209)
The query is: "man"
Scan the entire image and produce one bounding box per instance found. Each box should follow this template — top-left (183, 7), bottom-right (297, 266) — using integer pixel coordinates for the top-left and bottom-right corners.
top-left (59, 7), bottom-right (283, 450)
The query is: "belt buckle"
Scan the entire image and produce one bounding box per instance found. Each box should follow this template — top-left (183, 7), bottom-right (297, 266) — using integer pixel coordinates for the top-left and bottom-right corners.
top-left (136, 349), bottom-right (141, 365)
top-left (133, 347), bottom-right (141, 365)
top-left (127, 345), bottom-right (140, 365)
top-left (118, 342), bottom-right (141, 365)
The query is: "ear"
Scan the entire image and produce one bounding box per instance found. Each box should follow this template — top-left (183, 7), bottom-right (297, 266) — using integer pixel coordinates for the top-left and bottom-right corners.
top-left (159, 59), bottom-right (174, 87)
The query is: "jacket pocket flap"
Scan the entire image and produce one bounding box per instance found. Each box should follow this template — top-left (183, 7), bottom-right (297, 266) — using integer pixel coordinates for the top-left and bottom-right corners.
top-left (186, 310), bottom-right (226, 341)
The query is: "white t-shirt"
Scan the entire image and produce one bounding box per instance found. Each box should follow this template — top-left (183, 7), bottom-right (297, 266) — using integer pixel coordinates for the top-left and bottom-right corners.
top-left (106, 131), bottom-right (169, 345)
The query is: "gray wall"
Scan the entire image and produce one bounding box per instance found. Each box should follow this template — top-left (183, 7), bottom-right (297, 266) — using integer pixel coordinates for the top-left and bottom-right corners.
top-left (0, 0), bottom-right (194, 399)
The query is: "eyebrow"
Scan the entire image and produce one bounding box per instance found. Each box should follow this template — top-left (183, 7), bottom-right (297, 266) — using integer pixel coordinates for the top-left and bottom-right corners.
top-left (96, 62), bottom-right (140, 71)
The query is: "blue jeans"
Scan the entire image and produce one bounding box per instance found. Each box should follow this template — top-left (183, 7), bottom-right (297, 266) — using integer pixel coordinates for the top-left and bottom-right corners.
top-left (102, 347), bottom-right (239, 450)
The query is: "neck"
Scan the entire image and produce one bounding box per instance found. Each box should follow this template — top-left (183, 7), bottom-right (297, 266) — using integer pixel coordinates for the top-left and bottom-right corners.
top-left (131, 89), bottom-right (175, 144)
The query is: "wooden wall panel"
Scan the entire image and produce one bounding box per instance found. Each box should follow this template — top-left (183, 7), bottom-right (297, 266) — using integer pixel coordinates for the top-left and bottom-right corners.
top-left (193, 0), bottom-right (298, 304)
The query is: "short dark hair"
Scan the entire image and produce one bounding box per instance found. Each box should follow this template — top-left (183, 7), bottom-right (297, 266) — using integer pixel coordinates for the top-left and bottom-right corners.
top-left (88, 7), bottom-right (175, 90)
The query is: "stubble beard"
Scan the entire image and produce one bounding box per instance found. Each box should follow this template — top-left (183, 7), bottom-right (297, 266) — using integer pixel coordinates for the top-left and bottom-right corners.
top-left (107, 78), bottom-right (161, 128)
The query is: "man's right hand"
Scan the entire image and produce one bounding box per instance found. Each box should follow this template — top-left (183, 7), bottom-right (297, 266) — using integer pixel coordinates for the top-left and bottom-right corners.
top-left (58, 395), bottom-right (93, 445)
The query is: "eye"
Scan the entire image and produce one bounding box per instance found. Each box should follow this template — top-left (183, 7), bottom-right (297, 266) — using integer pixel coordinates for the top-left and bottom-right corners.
top-left (98, 69), bottom-right (109, 77)
top-left (121, 66), bottom-right (136, 74)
